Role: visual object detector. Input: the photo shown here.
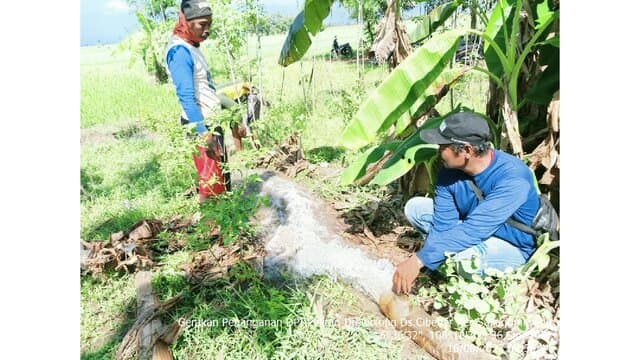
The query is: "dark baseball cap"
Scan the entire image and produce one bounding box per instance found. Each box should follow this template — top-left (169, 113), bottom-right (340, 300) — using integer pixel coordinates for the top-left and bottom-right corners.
top-left (181, 0), bottom-right (212, 20)
top-left (419, 112), bottom-right (491, 145)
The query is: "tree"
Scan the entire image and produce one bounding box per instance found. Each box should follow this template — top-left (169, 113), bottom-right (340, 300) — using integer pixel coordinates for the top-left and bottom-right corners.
top-left (339, 0), bottom-right (388, 45)
top-left (126, 0), bottom-right (177, 22)
top-left (339, 0), bottom-right (560, 208)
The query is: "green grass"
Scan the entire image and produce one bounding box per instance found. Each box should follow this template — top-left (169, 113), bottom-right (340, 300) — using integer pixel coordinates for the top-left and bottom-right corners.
top-left (81, 45), bottom-right (178, 128)
top-left (80, 272), bottom-right (136, 359)
top-left (81, 135), bottom-right (197, 241)
top-left (152, 266), bottom-right (404, 360)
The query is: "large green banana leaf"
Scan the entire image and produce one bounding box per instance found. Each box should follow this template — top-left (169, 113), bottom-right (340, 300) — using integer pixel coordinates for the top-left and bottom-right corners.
top-left (370, 116), bottom-right (445, 186)
top-left (534, 0), bottom-right (555, 30)
top-left (339, 141), bottom-right (402, 186)
top-left (394, 68), bottom-right (467, 137)
top-left (523, 41), bottom-right (558, 105)
top-left (409, 0), bottom-right (462, 44)
top-left (340, 30), bottom-right (463, 150)
top-left (522, 0), bottom-right (559, 104)
top-left (483, 0), bottom-right (515, 78)
top-left (278, 0), bottom-right (334, 67)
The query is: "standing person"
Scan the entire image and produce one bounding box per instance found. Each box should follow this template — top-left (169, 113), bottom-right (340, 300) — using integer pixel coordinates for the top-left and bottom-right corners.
top-left (392, 112), bottom-right (540, 295)
top-left (165, 0), bottom-right (245, 203)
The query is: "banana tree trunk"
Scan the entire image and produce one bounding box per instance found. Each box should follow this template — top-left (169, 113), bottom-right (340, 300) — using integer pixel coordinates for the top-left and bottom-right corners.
top-left (370, 0), bottom-right (412, 69)
top-left (398, 163), bottom-right (432, 200)
top-left (500, 92), bottom-right (524, 158)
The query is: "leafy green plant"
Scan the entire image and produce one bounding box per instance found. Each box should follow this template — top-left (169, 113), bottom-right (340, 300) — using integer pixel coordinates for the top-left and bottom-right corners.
top-left (251, 100), bottom-right (308, 148)
top-left (471, 0), bottom-right (559, 157)
top-left (418, 253), bottom-right (555, 358)
top-left (195, 174), bottom-right (270, 247)
top-left (279, 0), bottom-right (334, 66)
top-left (409, 0), bottom-right (462, 44)
top-left (208, 0), bottom-right (256, 80)
top-left (115, 14), bottom-right (173, 83)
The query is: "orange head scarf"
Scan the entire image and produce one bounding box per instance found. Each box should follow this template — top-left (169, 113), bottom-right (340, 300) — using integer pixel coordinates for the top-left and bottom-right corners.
top-left (173, 11), bottom-right (204, 47)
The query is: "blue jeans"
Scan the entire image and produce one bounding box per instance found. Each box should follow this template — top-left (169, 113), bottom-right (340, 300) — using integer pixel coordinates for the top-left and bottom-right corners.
top-left (404, 197), bottom-right (526, 274)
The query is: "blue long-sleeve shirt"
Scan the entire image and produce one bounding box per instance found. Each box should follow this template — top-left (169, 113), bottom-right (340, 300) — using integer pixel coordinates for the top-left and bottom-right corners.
top-left (166, 45), bottom-right (208, 134)
top-left (416, 149), bottom-right (539, 270)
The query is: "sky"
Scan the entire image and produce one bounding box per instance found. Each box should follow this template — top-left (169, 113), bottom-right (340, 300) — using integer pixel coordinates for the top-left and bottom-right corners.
top-left (80, 0), bottom-right (359, 46)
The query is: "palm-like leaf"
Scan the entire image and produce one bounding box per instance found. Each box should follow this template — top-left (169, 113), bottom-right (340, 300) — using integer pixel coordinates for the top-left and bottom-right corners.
top-left (483, 0), bottom-right (514, 78)
top-left (278, 0), bottom-right (334, 66)
top-left (340, 141), bottom-right (402, 186)
top-left (394, 68), bottom-right (467, 136)
top-left (409, 0), bottom-right (462, 44)
top-left (340, 30), bottom-right (463, 150)
top-left (370, 116), bottom-right (445, 186)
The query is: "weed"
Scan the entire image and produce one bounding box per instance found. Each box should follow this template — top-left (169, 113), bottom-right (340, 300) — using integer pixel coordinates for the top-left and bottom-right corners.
top-left (195, 174), bottom-right (270, 248)
top-left (416, 255), bottom-right (556, 358)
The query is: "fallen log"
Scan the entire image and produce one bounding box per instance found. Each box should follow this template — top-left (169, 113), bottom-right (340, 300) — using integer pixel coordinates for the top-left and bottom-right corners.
top-left (116, 271), bottom-right (183, 360)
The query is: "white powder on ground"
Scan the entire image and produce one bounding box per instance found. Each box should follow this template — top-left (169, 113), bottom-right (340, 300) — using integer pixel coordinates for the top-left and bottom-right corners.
top-left (256, 172), bottom-right (395, 302)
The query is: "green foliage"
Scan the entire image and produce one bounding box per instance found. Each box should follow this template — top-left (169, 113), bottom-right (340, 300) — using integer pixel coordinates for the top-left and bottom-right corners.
top-left (196, 174), bottom-right (270, 248)
top-left (394, 68), bottom-right (467, 136)
top-left (409, 0), bottom-right (463, 44)
top-left (256, 14), bottom-right (295, 36)
top-left (209, 0), bottom-right (251, 78)
top-left (420, 255), bottom-right (541, 356)
top-left (369, 130), bottom-right (440, 186)
top-left (251, 100), bottom-right (309, 148)
top-left (115, 13), bottom-right (173, 83)
top-left (340, 30), bottom-right (462, 150)
top-left (416, 248), bottom-right (559, 358)
top-left (333, 86), bottom-right (367, 127)
top-left (305, 146), bottom-right (345, 164)
top-left (127, 0), bottom-right (176, 22)
top-left (278, 0), bottom-right (334, 66)
top-left (522, 40), bottom-right (559, 105)
top-left (340, 141), bottom-right (402, 185)
top-left (520, 234), bottom-right (560, 277)
top-left (476, 0), bottom-right (559, 109)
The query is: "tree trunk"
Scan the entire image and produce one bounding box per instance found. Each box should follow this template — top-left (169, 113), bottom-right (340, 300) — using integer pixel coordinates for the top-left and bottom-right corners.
top-left (399, 163), bottom-right (432, 200)
top-left (116, 271), bottom-right (180, 360)
top-left (379, 293), bottom-right (498, 360)
top-left (470, 2), bottom-right (477, 30)
top-left (500, 92), bottom-right (524, 158)
top-left (370, 0), bottom-right (411, 69)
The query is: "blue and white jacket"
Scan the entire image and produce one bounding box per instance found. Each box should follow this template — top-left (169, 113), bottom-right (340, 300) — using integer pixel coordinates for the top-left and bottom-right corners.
top-left (165, 35), bottom-right (219, 135)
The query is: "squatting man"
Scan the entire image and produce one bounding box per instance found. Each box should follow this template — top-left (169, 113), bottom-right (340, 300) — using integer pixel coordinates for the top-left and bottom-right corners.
top-left (392, 112), bottom-right (540, 295)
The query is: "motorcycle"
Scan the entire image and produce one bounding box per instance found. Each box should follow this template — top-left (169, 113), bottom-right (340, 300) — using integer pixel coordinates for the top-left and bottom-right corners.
top-left (332, 36), bottom-right (353, 58)
top-left (455, 35), bottom-right (484, 64)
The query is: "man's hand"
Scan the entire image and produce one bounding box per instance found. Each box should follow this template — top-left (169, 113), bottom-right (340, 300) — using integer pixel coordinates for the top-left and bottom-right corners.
top-left (392, 254), bottom-right (424, 295)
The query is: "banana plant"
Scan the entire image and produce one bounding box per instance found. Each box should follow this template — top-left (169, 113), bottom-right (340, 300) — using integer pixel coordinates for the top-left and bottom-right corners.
top-left (342, 112), bottom-right (476, 193)
top-left (340, 30), bottom-right (463, 150)
top-left (409, 0), bottom-right (462, 44)
top-left (394, 68), bottom-right (467, 137)
top-left (340, 141), bottom-right (402, 185)
top-left (369, 116), bottom-right (444, 186)
top-left (278, 0), bottom-right (334, 66)
top-left (470, 0), bottom-right (559, 157)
